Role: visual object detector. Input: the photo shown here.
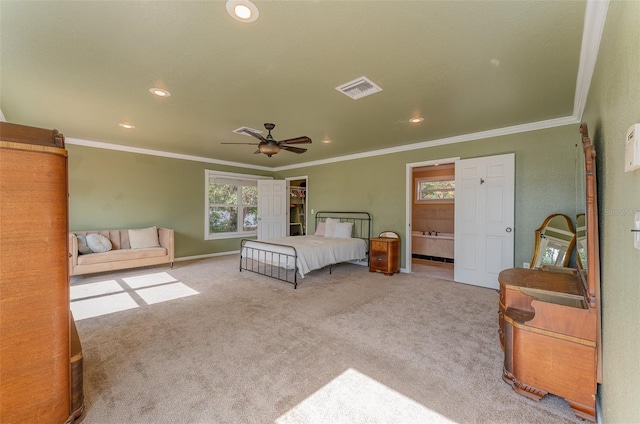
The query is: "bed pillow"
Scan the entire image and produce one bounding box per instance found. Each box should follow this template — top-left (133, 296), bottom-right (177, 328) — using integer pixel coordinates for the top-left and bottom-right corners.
top-left (314, 221), bottom-right (326, 237)
top-left (333, 222), bottom-right (353, 239)
top-left (129, 226), bottom-right (161, 249)
top-left (324, 218), bottom-right (339, 238)
top-left (76, 235), bottom-right (93, 255)
top-left (86, 233), bottom-right (112, 253)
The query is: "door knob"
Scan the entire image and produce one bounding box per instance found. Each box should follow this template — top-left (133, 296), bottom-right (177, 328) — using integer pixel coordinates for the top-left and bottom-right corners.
top-left (505, 227), bottom-right (512, 233)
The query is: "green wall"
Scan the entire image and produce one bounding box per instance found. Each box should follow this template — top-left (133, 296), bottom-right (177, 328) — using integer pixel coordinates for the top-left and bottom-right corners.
top-left (275, 124), bottom-right (580, 269)
top-left (581, 1), bottom-right (640, 422)
top-left (67, 145), bottom-right (271, 258)
top-left (69, 125), bottom-right (580, 269)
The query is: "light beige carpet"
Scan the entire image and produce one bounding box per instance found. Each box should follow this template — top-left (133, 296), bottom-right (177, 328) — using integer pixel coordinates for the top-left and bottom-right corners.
top-left (71, 255), bottom-right (583, 424)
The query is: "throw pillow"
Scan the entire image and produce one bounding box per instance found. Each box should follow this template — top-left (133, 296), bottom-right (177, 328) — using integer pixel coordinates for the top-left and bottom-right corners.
top-left (86, 233), bottom-right (112, 253)
top-left (129, 226), bottom-right (160, 249)
top-left (324, 218), bottom-right (339, 238)
top-left (332, 222), bottom-right (353, 239)
top-left (314, 221), bottom-right (326, 237)
top-left (76, 235), bottom-right (93, 255)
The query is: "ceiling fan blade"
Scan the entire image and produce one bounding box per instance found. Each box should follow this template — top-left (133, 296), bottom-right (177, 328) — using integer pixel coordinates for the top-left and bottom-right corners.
top-left (240, 128), bottom-right (268, 142)
top-left (281, 145), bottom-right (307, 154)
top-left (221, 142), bottom-right (259, 145)
top-left (280, 136), bottom-right (312, 145)
top-left (253, 150), bottom-right (262, 154)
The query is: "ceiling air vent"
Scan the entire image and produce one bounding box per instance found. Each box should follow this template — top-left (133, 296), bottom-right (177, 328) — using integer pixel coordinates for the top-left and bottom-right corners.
top-left (233, 126), bottom-right (263, 136)
top-left (335, 76), bottom-right (383, 100)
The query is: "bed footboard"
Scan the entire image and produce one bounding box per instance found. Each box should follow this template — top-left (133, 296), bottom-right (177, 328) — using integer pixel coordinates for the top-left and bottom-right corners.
top-left (240, 239), bottom-right (299, 288)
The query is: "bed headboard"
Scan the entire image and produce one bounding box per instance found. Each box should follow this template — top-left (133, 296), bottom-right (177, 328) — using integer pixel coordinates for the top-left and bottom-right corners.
top-left (315, 211), bottom-right (372, 244)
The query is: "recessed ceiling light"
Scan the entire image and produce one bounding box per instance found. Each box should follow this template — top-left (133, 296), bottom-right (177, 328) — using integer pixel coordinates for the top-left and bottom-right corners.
top-left (149, 88), bottom-right (171, 97)
top-left (409, 117), bottom-right (424, 123)
top-left (322, 138), bottom-right (332, 144)
top-left (119, 122), bottom-right (135, 129)
top-left (226, 0), bottom-right (259, 23)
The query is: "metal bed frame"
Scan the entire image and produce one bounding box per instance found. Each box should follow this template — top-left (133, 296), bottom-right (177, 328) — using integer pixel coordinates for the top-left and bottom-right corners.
top-left (239, 211), bottom-right (372, 288)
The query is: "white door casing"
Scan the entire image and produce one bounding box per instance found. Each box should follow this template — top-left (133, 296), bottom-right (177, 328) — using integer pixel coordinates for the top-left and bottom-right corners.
top-left (257, 180), bottom-right (287, 240)
top-left (454, 153), bottom-right (515, 289)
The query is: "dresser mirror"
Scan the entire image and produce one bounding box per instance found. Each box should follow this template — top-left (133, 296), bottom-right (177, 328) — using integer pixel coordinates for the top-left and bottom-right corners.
top-left (575, 213), bottom-right (587, 269)
top-left (529, 214), bottom-right (576, 268)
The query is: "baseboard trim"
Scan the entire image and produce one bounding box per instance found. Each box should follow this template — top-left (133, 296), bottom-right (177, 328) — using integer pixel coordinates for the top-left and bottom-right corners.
top-left (175, 250), bottom-right (240, 262)
top-left (596, 387), bottom-right (602, 423)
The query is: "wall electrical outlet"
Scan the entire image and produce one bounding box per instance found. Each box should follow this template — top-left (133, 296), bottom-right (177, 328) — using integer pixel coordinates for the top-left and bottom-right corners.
top-left (523, 262), bottom-right (530, 268)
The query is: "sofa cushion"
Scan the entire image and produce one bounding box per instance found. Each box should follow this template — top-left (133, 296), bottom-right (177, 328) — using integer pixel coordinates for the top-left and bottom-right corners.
top-left (76, 235), bottom-right (93, 255)
top-left (128, 226), bottom-right (160, 249)
top-left (86, 233), bottom-right (112, 253)
top-left (77, 247), bottom-right (167, 266)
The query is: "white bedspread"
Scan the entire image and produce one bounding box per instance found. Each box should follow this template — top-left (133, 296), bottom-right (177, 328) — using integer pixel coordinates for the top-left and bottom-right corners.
top-left (242, 236), bottom-right (367, 278)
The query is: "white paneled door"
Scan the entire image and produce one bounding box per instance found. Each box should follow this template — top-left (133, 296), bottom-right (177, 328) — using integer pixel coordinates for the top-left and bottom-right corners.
top-left (257, 180), bottom-right (287, 240)
top-left (454, 154), bottom-right (515, 289)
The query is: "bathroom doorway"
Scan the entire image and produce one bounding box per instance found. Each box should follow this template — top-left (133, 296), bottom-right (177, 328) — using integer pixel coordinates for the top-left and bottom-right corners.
top-left (406, 159), bottom-right (457, 280)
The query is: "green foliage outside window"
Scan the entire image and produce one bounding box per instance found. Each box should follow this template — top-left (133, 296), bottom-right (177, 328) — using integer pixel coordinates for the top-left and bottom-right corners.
top-left (209, 183), bottom-right (257, 235)
top-left (418, 180), bottom-right (455, 201)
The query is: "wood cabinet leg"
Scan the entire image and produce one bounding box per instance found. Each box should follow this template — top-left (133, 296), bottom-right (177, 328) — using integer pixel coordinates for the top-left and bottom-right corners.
top-left (566, 399), bottom-right (596, 423)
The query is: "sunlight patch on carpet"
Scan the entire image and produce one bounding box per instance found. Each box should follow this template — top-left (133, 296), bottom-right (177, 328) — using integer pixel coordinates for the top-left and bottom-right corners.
top-left (135, 282), bottom-right (199, 305)
top-left (71, 272), bottom-right (199, 320)
top-left (122, 272), bottom-right (177, 288)
top-left (275, 368), bottom-right (457, 424)
top-left (71, 292), bottom-right (139, 320)
top-left (70, 279), bottom-right (123, 300)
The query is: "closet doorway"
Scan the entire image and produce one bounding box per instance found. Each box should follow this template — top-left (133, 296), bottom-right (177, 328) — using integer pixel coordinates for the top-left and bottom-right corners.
top-left (406, 158), bottom-right (457, 281)
top-left (285, 176), bottom-right (308, 236)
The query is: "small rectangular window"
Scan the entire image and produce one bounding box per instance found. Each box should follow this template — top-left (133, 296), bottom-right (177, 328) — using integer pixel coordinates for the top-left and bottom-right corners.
top-left (416, 178), bottom-right (455, 203)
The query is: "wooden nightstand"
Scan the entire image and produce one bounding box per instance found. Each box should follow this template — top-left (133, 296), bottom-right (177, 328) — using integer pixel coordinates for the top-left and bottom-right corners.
top-left (369, 231), bottom-right (400, 276)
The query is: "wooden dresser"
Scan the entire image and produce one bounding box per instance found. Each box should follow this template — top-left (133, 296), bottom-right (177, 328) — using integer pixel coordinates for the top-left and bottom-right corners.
top-left (498, 268), bottom-right (596, 421)
top-left (369, 232), bottom-right (400, 276)
top-left (497, 124), bottom-right (601, 423)
top-left (0, 122), bottom-right (83, 423)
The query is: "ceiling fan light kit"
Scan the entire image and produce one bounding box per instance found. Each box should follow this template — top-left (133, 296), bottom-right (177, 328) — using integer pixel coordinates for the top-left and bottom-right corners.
top-left (258, 143), bottom-right (281, 157)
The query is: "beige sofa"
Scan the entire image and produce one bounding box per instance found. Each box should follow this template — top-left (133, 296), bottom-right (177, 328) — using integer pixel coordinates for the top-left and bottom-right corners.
top-left (69, 227), bottom-right (174, 276)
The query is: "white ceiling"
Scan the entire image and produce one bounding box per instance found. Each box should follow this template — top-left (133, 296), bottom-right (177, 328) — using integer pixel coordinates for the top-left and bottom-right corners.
top-left (0, 1), bottom-right (605, 170)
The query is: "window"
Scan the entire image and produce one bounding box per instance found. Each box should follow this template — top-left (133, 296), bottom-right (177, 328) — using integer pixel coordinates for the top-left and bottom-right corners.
top-left (416, 177), bottom-right (455, 203)
top-left (205, 171), bottom-right (269, 240)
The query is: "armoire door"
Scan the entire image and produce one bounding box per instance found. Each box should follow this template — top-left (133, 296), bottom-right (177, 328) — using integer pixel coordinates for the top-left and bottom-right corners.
top-left (0, 123), bottom-right (72, 423)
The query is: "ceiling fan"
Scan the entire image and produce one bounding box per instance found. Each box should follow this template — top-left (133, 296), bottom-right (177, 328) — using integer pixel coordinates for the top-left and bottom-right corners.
top-left (222, 123), bottom-right (312, 157)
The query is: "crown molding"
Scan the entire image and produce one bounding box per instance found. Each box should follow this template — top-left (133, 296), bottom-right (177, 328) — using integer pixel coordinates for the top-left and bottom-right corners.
top-left (573, 0), bottom-right (610, 121)
top-left (272, 116), bottom-right (579, 172)
top-left (66, 116), bottom-right (578, 173)
top-left (65, 137), bottom-right (273, 172)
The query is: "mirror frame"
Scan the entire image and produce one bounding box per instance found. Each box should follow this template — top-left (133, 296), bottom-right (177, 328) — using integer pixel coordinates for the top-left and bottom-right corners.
top-left (529, 214), bottom-right (576, 269)
top-left (580, 123), bottom-right (602, 383)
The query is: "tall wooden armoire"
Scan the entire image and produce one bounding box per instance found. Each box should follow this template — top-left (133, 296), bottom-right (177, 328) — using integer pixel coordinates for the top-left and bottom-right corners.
top-left (0, 122), bottom-right (75, 423)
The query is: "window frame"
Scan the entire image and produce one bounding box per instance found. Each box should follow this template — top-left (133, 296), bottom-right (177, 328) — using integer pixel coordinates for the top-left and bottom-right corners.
top-left (204, 170), bottom-right (271, 240)
top-left (415, 176), bottom-right (455, 204)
